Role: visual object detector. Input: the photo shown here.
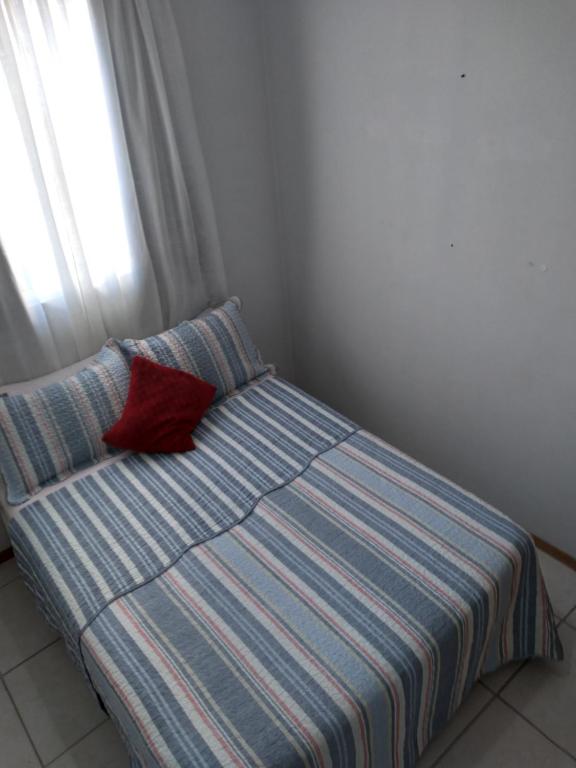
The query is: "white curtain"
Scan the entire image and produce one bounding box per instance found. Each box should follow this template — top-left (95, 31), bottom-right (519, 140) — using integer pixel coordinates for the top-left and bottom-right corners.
top-left (0, 0), bottom-right (227, 386)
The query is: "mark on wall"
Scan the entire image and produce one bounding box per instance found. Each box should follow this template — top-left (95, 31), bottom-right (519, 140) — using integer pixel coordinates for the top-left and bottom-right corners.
top-left (528, 261), bottom-right (550, 272)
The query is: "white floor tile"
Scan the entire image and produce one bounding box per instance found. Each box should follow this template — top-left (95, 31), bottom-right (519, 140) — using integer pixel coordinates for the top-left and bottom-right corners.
top-left (0, 557), bottom-right (20, 588)
top-left (417, 684), bottom-right (493, 767)
top-left (435, 698), bottom-right (575, 767)
top-left (537, 551), bottom-right (576, 621)
top-left (0, 578), bottom-right (58, 673)
top-left (501, 623), bottom-right (576, 758)
top-left (49, 721), bottom-right (131, 768)
top-left (0, 680), bottom-right (41, 768)
top-left (4, 640), bottom-right (108, 765)
top-left (481, 661), bottom-right (523, 693)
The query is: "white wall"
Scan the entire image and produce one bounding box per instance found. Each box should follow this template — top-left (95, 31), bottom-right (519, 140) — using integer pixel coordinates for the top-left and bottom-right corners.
top-left (261, 0), bottom-right (576, 555)
top-left (171, 0), bottom-right (293, 378)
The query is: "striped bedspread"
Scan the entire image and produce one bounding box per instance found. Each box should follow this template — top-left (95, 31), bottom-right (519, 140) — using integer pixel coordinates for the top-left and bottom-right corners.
top-left (10, 376), bottom-right (561, 768)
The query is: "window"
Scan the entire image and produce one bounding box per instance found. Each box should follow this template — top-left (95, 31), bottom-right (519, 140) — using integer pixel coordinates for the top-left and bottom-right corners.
top-left (0, 0), bottom-right (132, 305)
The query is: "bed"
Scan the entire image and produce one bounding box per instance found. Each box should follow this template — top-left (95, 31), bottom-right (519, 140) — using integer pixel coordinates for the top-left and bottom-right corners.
top-left (1, 305), bottom-right (562, 768)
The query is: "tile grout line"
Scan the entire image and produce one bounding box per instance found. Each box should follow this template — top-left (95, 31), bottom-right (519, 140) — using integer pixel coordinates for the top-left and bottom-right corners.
top-left (2, 634), bottom-right (109, 767)
top-left (484, 659), bottom-right (529, 697)
top-left (0, 576), bottom-right (21, 591)
top-left (0, 572), bottom-right (22, 592)
top-left (0, 675), bottom-right (45, 767)
top-left (428, 691), bottom-right (498, 768)
top-left (428, 685), bottom-right (576, 768)
top-left (44, 717), bottom-right (110, 767)
top-left (427, 624), bottom-right (574, 768)
top-left (488, 623), bottom-right (576, 762)
top-left (2, 636), bottom-right (61, 678)
top-left (558, 608), bottom-right (576, 627)
top-left (495, 697), bottom-right (576, 764)
top-left (555, 614), bottom-right (576, 631)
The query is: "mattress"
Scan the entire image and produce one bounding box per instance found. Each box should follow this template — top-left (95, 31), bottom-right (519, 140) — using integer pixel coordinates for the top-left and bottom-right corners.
top-left (9, 374), bottom-right (562, 768)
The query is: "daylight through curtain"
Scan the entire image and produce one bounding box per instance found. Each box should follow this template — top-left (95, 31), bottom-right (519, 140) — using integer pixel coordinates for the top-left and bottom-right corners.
top-left (0, 0), bottom-right (226, 385)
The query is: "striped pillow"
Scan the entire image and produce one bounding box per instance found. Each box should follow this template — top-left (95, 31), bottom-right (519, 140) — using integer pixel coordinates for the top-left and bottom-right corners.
top-left (113, 298), bottom-right (267, 402)
top-left (0, 344), bottom-right (130, 505)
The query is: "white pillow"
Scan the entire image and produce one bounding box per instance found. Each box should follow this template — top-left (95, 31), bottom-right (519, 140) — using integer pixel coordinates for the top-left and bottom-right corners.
top-left (0, 355), bottom-right (98, 396)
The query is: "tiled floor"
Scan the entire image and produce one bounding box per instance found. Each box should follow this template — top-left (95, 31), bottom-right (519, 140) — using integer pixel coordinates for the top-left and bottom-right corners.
top-left (0, 560), bottom-right (127, 768)
top-left (0, 550), bottom-right (575, 768)
top-left (418, 550), bottom-right (576, 768)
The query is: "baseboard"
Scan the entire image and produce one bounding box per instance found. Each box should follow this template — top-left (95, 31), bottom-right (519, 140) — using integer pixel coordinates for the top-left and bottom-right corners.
top-left (0, 546), bottom-right (14, 564)
top-left (533, 535), bottom-right (576, 572)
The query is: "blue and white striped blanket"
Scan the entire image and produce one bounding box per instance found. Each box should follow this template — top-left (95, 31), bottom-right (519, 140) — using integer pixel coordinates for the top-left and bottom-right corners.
top-left (11, 375), bottom-right (561, 768)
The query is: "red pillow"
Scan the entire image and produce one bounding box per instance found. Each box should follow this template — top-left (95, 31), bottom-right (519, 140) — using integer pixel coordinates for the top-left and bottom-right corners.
top-left (102, 356), bottom-right (216, 454)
